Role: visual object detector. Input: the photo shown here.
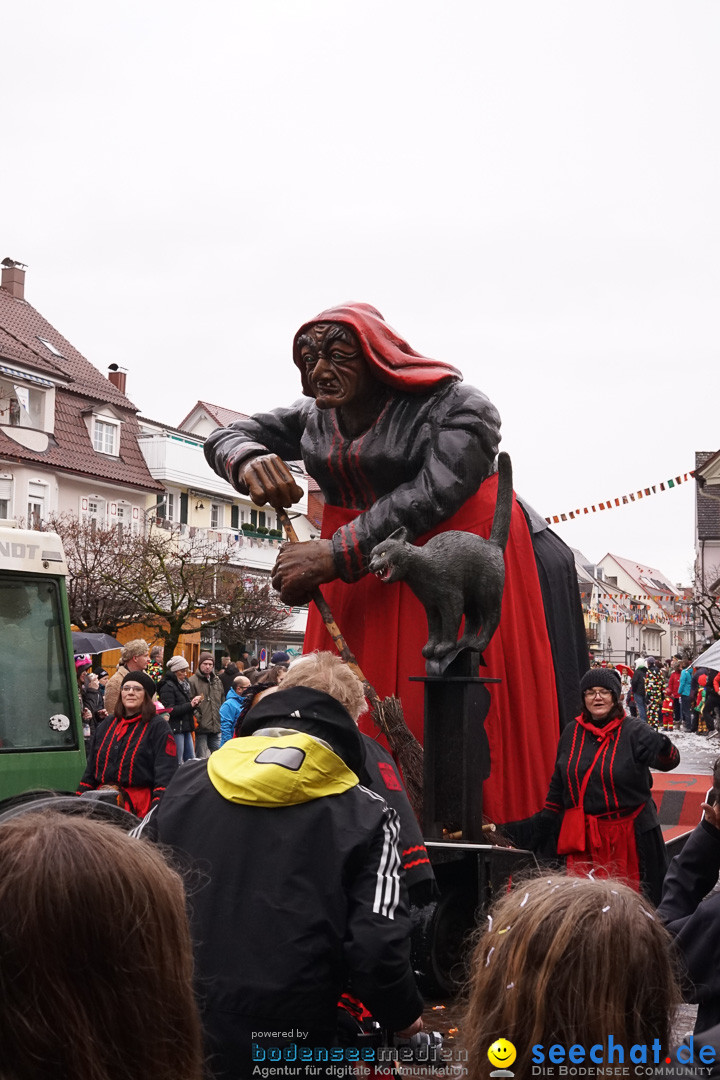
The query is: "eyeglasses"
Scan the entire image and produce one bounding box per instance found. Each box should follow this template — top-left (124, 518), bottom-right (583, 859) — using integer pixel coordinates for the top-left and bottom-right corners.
top-left (583, 688), bottom-right (613, 699)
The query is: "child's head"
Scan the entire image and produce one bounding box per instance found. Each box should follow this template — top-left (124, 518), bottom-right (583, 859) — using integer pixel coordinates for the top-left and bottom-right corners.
top-left (463, 874), bottom-right (680, 1079)
top-left (0, 811), bottom-right (204, 1080)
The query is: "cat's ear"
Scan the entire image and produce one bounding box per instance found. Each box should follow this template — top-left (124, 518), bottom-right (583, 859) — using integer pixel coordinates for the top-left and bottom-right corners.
top-left (386, 526), bottom-right (408, 542)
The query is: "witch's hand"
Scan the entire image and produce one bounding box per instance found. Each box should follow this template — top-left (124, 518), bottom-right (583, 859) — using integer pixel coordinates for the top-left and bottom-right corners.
top-left (240, 455), bottom-right (304, 509)
top-left (271, 541), bottom-right (336, 605)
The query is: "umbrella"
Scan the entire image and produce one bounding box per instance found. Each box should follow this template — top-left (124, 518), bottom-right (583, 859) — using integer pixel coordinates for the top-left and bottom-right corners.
top-left (691, 639), bottom-right (720, 671)
top-left (614, 663), bottom-right (633, 677)
top-left (71, 632), bottom-right (123, 654)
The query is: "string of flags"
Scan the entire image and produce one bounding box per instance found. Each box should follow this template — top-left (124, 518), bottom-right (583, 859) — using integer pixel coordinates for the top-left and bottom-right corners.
top-left (545, 470), bottom-right (695, 525)
top-left (584, 606), bottom-right (685, 626)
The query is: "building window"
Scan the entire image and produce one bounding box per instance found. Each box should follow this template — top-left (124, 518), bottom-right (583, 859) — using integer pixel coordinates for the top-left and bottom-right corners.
top-left (83, 497), bottom-right (106, 534)
top-left (93, 419), bottom-right (119, 455)
top-left (210, 503), bottom-right (222, 530)
top-left (116, 504), bottom-right (127, 538)
top-left (0, 476), bottom-right (12, 520)
top-left (27, 482), bottom-right (46, 530)
top-left (166, 493), bottom-right (175, 521)
top-left (0, 380), bottom-right (45, 429)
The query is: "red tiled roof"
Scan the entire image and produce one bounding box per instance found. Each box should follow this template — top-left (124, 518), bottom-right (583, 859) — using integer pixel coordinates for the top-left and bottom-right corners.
top-left (0, 288), bottom-right (136, 408)
top-left (0, 284), bottom-right (161, 491)
top-left (178, 400), bottom-right (250, 430)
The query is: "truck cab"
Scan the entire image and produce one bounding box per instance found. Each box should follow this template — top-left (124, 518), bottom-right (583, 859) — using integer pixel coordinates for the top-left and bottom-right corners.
top-left (0, 527), bottom-right (85, 805)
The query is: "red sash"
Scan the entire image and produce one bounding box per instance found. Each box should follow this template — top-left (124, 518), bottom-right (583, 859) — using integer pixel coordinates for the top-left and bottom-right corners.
top-left (557, 715), bottom-right (641, 891)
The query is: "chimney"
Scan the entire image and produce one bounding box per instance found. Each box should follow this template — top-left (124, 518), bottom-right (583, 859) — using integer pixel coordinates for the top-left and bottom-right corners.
top-left (108, 363), bottom-right (127, 394)
top-left (1, 258), bottom-right (27, 300)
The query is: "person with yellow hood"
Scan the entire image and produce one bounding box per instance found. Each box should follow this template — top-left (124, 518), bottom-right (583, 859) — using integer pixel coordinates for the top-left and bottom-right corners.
top-left (135, 651), bottom-right (422, 1079)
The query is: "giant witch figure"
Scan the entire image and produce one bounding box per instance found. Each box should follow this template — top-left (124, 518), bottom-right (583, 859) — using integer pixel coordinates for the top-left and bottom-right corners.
top-left (205, 303), bottom-right (562, 821)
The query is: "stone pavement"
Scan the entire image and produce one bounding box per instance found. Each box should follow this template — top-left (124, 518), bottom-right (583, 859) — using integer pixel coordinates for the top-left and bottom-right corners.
top-left (660, 728), bottom-right (720, 775)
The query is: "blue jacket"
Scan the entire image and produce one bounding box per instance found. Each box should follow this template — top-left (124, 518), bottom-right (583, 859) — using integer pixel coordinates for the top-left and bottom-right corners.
top-left (679, 666), bottom-right (693, 696)
top-left (219, 686), bottom-right (246, 746)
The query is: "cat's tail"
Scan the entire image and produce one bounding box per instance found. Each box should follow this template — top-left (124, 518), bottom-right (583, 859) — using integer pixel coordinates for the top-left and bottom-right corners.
top-left (489, 451), bottom-right (513, 552)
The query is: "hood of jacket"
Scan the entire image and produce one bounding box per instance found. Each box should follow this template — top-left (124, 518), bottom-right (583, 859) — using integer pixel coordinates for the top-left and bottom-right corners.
top-left (240, 686), bottom-right (367, 779)
top-left (208, 729), bottom-right (359, 806)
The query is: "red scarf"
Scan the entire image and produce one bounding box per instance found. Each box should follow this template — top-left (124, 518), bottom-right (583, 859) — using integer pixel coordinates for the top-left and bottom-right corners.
top-left (574, 711), bottom-right (625, 741)
top-left (113, 713), bottom-right (143, 739)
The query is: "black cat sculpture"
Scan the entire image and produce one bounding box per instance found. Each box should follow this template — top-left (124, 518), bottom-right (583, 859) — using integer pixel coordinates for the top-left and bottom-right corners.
top-left (368, 452), bottom-right (513, 671)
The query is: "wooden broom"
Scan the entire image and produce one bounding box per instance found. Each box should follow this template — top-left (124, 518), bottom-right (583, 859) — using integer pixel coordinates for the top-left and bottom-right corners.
top-left (277, 509), bottom-right (425, 819)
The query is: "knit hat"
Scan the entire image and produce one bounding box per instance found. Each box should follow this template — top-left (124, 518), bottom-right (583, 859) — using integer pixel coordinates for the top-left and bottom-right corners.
top-left (198, 651), bottom-right (214, 666)
top-left (580, 668), bottom-right (622, 699)
top-left (635, 657), bottom-right (648, 669)
top-left (121, 671), bottom-right (156, 698)
top-left (166, 656), bottom-right (190, 673)
top-left (271, 650), bottom-right (290, 665)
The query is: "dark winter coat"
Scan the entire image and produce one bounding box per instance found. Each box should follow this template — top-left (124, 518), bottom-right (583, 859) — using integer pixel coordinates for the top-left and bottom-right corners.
top-left (158, 673), bottom-right (196, 735)
top-left (631, 666), bottom-right (647, 696)
top-left (81, 685), bottom-right (106, 727)
top-left (188, 670), bottom-right (224, 734)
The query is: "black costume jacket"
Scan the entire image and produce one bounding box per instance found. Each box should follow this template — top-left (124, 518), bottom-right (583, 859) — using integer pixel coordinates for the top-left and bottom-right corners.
top-left (543, 714), bottom-right (680, 903)
top-left (77, 713), bottom-right (178, 810)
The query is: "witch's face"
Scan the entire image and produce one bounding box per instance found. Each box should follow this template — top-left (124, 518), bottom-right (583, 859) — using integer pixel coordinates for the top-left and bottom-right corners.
top-left (298, 323), bottom-right (377, 412)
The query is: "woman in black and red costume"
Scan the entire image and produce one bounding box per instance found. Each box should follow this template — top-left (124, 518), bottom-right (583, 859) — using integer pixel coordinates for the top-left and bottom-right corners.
top-left (540, 666), bottom-right (680, 903)
top-left (77, 670), bottom-right (178, 818)
top-left (204, 302), bottom-right (562, 823)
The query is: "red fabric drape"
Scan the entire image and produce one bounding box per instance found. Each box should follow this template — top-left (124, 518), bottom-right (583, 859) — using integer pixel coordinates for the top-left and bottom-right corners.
top-left (303, 472), bottom-right (560, 822)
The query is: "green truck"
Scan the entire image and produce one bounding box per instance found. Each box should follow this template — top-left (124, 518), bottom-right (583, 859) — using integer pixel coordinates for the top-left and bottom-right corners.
top-left (0, 526), bottom-right (85, 807)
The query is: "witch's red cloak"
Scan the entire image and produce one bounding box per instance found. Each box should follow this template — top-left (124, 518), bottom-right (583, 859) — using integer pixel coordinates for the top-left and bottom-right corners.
top-left (303, 478), bottom-right (560, 824)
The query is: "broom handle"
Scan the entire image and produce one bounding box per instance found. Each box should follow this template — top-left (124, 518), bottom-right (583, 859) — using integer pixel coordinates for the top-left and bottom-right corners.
top-left (276, 508), bottom-right (378, 702)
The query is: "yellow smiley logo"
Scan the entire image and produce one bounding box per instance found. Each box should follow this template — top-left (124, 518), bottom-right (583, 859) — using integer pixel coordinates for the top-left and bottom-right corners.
top-left (488, 1039), bottom-right (517, 1069)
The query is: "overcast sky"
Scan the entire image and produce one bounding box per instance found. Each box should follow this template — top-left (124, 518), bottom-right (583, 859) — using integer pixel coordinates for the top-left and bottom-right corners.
top-left (4, 1), bottom-right (719, 585)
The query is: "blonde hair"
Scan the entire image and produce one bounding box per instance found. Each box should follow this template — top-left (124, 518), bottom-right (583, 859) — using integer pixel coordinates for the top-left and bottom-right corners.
top-left (281, 651), bottom-right (367, 721)
top-left (120, 638), bottom-right (149, 664)
top-left (463, 874), bottom-right (680, 1080)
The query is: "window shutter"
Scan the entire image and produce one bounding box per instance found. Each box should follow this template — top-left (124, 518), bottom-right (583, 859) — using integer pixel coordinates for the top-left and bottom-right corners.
top-left (180, 492), bottom-right (188, 524)
top-left (231, 505), bottom-right (239, 530)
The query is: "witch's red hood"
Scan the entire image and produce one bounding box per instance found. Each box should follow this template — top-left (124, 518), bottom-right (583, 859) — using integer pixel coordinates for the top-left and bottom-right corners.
top-left (292, 302), bottom-right (462, 395)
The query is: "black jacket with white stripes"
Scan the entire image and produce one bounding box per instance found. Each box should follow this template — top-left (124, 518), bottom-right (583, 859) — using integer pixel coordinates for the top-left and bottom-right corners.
top-left (137, 686), bottom-right (423, 1037)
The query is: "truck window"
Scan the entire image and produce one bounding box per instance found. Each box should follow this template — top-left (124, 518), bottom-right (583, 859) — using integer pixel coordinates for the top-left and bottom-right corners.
top-left (0, 576), bottom-right (79, 752)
